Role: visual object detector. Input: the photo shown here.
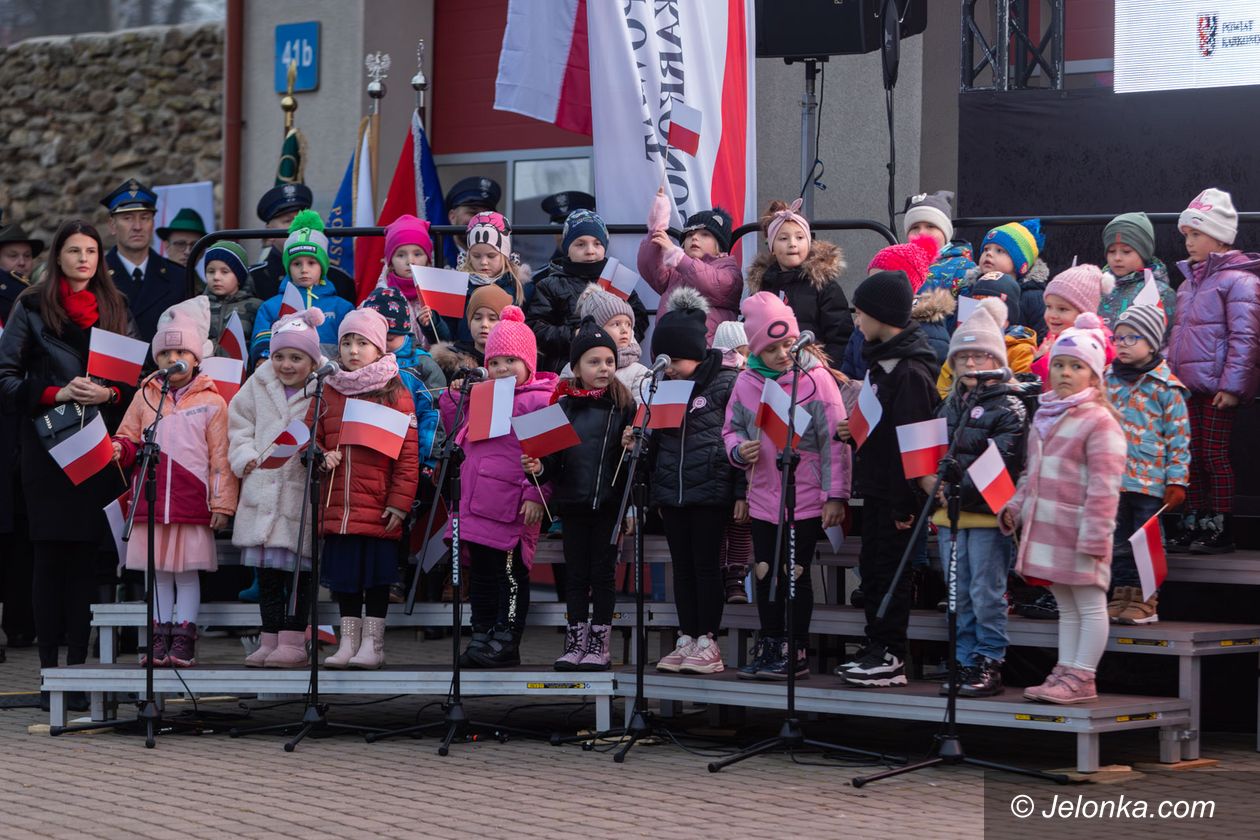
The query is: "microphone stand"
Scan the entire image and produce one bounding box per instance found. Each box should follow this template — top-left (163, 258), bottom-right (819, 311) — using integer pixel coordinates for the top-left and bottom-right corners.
top-left (53, 370), bottom-right (204, 745)
top-left (852, 381), bottom-right (1068, 786)
top-left (229, 369), bottom-right (380, 750)
top-left (709, 349), bottom-right (894, 772)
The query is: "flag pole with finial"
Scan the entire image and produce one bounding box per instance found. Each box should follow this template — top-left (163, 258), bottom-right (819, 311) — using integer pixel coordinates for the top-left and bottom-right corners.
top-left (276, 60), bottom-right (306, 185)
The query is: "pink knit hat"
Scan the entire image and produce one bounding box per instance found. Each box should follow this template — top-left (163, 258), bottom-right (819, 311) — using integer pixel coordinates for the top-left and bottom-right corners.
top-left (1044, 263), bottom-right (1114, 316)
top-left (1051, 312), bottom-right (1109, 380)
top-left (867, 236), bottom-right (938, 293)
top-left (152, 297), bottom-right (213, 364)
top-left (465, 211), bottom-right (512, 260)
top-left (766, 198), bottom-right (811, 247)
top-left (741, 291), bottom-right (799, 355)
top-left (384, 214), bottom-right (434, 264)
top-left (485, 305), bottom-right (537, 377)
top-left (338, 307), bottom-right (389, 356)
top-left (270, 307), bottom-right (325, 361)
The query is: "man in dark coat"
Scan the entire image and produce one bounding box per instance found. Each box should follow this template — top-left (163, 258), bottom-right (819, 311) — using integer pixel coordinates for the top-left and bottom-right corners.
top-left (0, 217), bottom-right (43, 324)
top-left (249, 183), bottom-right (358, 302)
top-left (102, 178), bottom-right (186, 342)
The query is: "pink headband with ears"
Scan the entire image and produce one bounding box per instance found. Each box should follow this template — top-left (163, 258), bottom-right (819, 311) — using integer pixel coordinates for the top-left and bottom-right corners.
top-left (766, 197), bottom-right (811, 247)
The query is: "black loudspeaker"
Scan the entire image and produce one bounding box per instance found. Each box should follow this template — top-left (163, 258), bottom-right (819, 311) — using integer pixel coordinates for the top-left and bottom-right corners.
top-left (755, 0), bottom-right (927, 60)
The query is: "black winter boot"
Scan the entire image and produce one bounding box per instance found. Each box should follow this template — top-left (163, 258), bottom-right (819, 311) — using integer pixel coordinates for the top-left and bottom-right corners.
top-left (959, 658), bottom-right (1004, 697)
top-left (1191, 512), bottom-right (1234, 555)
top-left (757, 640), bottom-right (809, 681)
top-left (736, 635), bottom-right (778, 680)
top-left (469, 626), bottom-right (520, 667)
top-left (459, 626), bottom-right (493, 667)
top-left (1168, 511), bottom-right (1202, 553)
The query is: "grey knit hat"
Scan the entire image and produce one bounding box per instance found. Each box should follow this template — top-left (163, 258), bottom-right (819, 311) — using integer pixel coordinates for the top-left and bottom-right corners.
top-left (712, 320), bottom-right (747, 351)
top-left (576, 282), bottom-right (634, 327)
top-left (948, 298), bottom-right (1008, 368)
top-left (1114, 303), bottom-right (1165, 350)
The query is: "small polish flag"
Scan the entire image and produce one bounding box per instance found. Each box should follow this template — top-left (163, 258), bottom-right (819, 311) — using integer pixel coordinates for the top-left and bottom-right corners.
top-left (104, 492), bottom-right (130, 572)
top-left (668, 101), bottom-right (702, 157)
top-left (967, 439), bottom-right (1017, 514)
top-left (849, 374), bottom-right (883, 450)
top-left (597, 257), bottom-right (640, 301)
top-left (1128, 512), bottom-right (1167, 601)
top-left (201, 356), bottom-right (244, 403)
top-left (467, 377), bottom-right (515, 442)
top-left (511, 403), bottom-right (582, 459)
top-left (412, 499), bottom-right (450, 573)
top-left (342, 398), bottom-right (411, 458)
top-left (755, 379), bottom-right (812, 450)
top-left (896, 418), bottom-right (948, 479)
top-left (259, 419), bottom-right (310, 469)
top-left (1133, 268), bottom-right (1163, 309)
top-left (644, 380), bottom-right (695, 430)
top-left (87, 328), bottom-right (149, 383)
top-left (49, 413), bottom-right (114, 486)
top-left (957, 295), bottom-right (979, 323)
top-left (278, 282), bottom-right (306, 319)
top-left (411, 265), bottom-right (471, 320)
top-left (219, 311), bottom-right (247, 361)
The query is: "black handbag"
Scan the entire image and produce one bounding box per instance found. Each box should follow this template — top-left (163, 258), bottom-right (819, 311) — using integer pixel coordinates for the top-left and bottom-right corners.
top-left (32, 401), bottom-right (99, 450)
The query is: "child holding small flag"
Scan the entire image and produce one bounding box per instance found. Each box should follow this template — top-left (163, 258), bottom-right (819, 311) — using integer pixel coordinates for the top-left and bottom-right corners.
top-left (458, 212), bottom-right (530, 336)
top-left (111, 298), bottom-right (238, 667)
top-left (925, 299), bottom-right (1027, 697)
top-left (723, 293), bottom-right (850, 680)
top-left (1104, 304), bottom-right (1190, 624)
top-left (431, 284), bottom-right (513, 382)
top-left (250, 210), bottom-right (354, 363)
top-left (1097, 212), bottom-right (1176, 335)
top-left (374, 214), bottom-right (439, 347)
top-left (314, 309), bottom-right (420, 669)
top-left (228, 308), bottom-right (326, 667)
top-left (1000, 313), bottom-right (1126, 704)
top-left (523, 318), bottom-right (636, 670)
top-left (203, 241), bottom-right (261, 359)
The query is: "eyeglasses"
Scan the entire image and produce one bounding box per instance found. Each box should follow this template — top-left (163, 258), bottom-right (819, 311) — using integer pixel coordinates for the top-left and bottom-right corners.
top-left (953, 352), bottom-right (996, 365)
top-left (1110, 334), bottom-right (1144, 347)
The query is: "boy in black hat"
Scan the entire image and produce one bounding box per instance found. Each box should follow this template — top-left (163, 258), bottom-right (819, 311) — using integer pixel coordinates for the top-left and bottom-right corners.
top-left (102, 178), bottom-right (186, 342)
top-left (249, 182), bottom-right (357, 302)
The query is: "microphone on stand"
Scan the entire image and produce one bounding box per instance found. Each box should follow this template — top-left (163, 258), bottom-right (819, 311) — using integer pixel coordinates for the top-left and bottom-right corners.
top-left (455, 366), bottom-right (489, 382)
top-left (964, 367), bottom-right (1013, 382)
top-left (789, 330), bottom-right (816, 355)
top-left (309, 360), bottom-right (340, 380)
top-left (153, 360), bottom-right (188, 378)
top-left (649, 354), bottom-right (671, 376)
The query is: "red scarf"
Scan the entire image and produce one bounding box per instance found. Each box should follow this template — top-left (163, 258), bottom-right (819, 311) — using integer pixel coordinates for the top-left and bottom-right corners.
top-left (58, 279), bottom-right (99, 329)
top-left (549, 379), bottom-right (607, 405)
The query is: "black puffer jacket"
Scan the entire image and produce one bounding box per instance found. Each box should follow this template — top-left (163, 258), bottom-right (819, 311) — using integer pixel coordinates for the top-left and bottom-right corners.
top-left (936, 381), bottom-right (1027, 515)
top-left (746, 239), bottom-right (853, 366)
top-left (648, 350), bottom-right (744, 509)
top-left (539, 388), bottom-right (637, 513)
top-left (525, 258), bottom-right (650, 373)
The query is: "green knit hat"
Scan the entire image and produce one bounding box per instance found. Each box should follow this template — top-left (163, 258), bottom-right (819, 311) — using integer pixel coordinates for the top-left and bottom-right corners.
top-left (282, 209), bottom-right (330, 276)
top-left (1102, 212), bottom-right (1155, 264)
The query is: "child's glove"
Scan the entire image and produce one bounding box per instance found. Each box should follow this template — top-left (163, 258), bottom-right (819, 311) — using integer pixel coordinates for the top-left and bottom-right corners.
top-left (1163, 485), bottom-right (1187, 511)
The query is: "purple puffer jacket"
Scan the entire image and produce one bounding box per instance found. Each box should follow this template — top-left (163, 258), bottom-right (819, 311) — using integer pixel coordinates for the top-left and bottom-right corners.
top-left (1167, 251), bottom-right (1260, 399)
top-left (439, 371), bottom-right (558, 567)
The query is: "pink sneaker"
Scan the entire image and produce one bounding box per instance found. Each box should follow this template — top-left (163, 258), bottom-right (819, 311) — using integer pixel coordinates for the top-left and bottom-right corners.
top-left (1023, 663), bottom-right (1068, 701)
top-left (656, 634), bottom-right (695, 672)
top-left (1031, 666), bottom-right (1097, 705)
top-left (678, 633), bottom-right (724, 674)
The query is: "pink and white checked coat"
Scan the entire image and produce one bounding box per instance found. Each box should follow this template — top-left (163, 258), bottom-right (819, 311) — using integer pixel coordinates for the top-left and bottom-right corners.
top-left (1000, 398), bottom-right (1126, 590)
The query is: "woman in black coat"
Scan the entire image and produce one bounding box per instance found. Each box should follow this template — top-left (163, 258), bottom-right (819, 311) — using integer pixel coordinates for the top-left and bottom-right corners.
top-left (0, 220), bottom-right (136, 678)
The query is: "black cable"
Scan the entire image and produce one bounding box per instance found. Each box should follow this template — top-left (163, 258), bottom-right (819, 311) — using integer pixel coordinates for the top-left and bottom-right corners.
top-left (886, 87), bottom-right (897, 238)
top-left (797, 63), bottom-right (827, 201)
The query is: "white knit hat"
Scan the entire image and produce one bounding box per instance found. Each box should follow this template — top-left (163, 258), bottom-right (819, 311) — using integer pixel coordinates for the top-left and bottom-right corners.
top-left (1179, 187), bottom-right (1237, 245)
top-left (948, 298), bottom-right (1007, 368)
top-left (712, 320), bottom-right (748, 351)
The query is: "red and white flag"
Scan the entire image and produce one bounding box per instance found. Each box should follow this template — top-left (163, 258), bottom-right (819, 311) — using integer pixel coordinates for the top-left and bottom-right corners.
top-left (512, 403), bottom-right (581, 459)
top-left (342, 398), bottom-right (411, 458)
top-left (494, 0), bottom-right (592, 135)
top-left (755, 379), bottom-right (811, 450)
top-left (50, 413), bottom-right (114, 486)
top-left (1133, 268), bottom-right (1163, 309)
top-left (967, 439), bottom-right (1017, 514)
top-left (641, 380), bottom-right (694, 430)
top-left (278, 282), bottom-right (306, 319)
top-left (259, 419), bottom-right (310, 469)
top-left (411, 498), bottom-right (450, 573)
top-left (1128, 512), bottom-right (1167, 601)
top-left (667, 101), bottom-right (703, 157)
top-left (467, 377), bottom-right (515, 442)
top-left (87, 328), bottom-right (149, 383)
top-left (411, 265), bottom-right (471, 320)
top-left (849, 374), bottom-right (883, 450)
top-left (201, 356), bottom-right (244, 403)
top-left (896, 418), bottom-right (948, 480)
top-left (219, 311), bottom-right (247, 361)
top-left (597, 257), bottom-right (639, 301)
top-left (104, 492), bottom-right (130, 572)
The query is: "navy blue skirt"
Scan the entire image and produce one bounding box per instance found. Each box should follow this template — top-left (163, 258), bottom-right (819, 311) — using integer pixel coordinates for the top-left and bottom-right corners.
top-left (320, 534), bottom-right (399, 593)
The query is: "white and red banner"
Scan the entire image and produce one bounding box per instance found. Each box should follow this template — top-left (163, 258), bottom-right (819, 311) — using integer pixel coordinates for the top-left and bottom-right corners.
top-left (341, 398), bottom-right (410, 458)
top-left (414, 498), bottom-right (450, 573)
top-left (87, 328), bottom-right (149, 384)
top-left (1128, 512), bottom-right (1168, 601)
top-left (667, 100), bottom-right (703, 156)
top-left (467, 377), bottom-right (515, 442)
top-left (494, 0), bottom-right (591, 135)
top-left (512, 404), bottom-right (582, 459)
top-left (639, 379), bottom-right (695, 430)
top-left (104, 492), bottom-right (130, 572)
top-left (219, 311), bottom-right (247, 361)
top-left (849, 374), bottom-right (883, 450)
top-left (967, 439), bottom-right (1017, 514)
top-left (259, 419), bottom-right (310, 470)
top-left (50, 413), bottom-right (114, 486)
top-left (755, 379), bottom-right (811, 451)
top-left (278, 282), bottom-right (305, 319)
top-left (896, 418), bottom-right (948, 480)
top-left (597, 257), bottom-right (639, 301)
top-left (201, 356), bottom-right (244, 403)
top-left (1134, 268), bottom-right (1163, 309)
top-left (411, 265), bottom-right (471, 321)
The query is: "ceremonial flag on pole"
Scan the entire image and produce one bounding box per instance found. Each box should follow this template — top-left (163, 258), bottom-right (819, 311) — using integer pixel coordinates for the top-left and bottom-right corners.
top-left (1134, 268), bottom-right (1163, 309)
top-left (511, 404), bottom-right (582, 459)
top-left (259, 420), bottom-right (310, 469)
top-left (275, 61), bottom-right (305, 186)
top-left (755, 379), bottom-right (811, 450)
top-left (326, 150), bottom-right (357, 275)
top-left (494, 0), bottom-right (592, 135)
top-left (350, 115), bottom-right (378, 290)
top-left (967, 439), bottom-right (1017, 514)
top-left (104, 493), bottom-right (129, 573)
top-left (87, 328), bottom-right (149, 383)
top-left (597, 257), bottom-right (639, 301)
top-left (218, 311), bottom-right (246, 361)
top-left (278, 282), bottom-right (305, 319)
top-left (341, 398), bottom-right (411, 458)
top-left (201, 356), bottom-right (244, 403)
top-left (667, 101), bottom-right (703, 156)
top-left (49, 413), bottom-right (114, 486)
top-left (467, 377), bottom-right (515, 442)
top-left (644, 380), bottom-right (694, 430)
top-left (849, 374), bottom-right (883, 450)
top-left (411, 265), bottom-right (471, 320)
top-left (1129, 513), bottom-right (1168, 601)
top-left (896, 418), bottom-right (948, 480)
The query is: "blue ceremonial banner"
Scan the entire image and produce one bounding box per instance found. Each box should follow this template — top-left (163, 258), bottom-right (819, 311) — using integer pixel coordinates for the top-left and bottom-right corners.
top-left (326, 152), bottom-right (355, 273)
top-left (411, 112), bottom-right (455, 266)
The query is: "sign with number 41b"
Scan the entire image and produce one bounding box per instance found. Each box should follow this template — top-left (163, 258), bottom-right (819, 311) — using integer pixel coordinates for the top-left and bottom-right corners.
top-left (274, 21), bottom-right (320, 93)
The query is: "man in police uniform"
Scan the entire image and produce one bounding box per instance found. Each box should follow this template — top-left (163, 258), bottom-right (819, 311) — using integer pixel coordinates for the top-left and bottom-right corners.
top-left (250, 183), bottom-right (358, 302)
top-left (102, 179), bottom-right (186, 342)
top-left (444, 176), bottom-right (502, 260)
top-left (0, 215), bottom-right (43, 323)
top-left (540, 190), bottom-right (595, 261)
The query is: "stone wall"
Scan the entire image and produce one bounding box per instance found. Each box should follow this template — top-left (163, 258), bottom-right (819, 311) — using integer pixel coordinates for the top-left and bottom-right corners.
top-left (0, 23), bottom-right (223, 244)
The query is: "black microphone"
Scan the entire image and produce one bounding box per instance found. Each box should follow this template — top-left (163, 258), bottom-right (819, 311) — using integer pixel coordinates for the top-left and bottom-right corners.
top-left (789, 330), bottom-right (816, 354)
top-left (649, 354), bottom-right (670, 376)
top-left (309, 360), bottom-right (340, 380)
top-left (454, 366), bottom-right (488, 382)
top-left (964, 367), bottom-right (1012, 382)
top-left (154, 360), bottom-right (188, 378)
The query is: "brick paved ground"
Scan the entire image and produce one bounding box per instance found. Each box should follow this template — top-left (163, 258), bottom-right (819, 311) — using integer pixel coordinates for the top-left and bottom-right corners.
top-left (1, 627), bottom-right (1257, 839)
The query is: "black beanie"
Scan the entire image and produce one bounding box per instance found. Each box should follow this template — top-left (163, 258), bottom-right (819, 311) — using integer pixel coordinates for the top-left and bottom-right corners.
top-left (569, 316), bottom-right (618, 370)
top-left (652, 310), bottom-right (707, 361)
top-left (853, 270), bottom-right (914, 328)
top-left (679, 207), bottom-right (734, 253)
